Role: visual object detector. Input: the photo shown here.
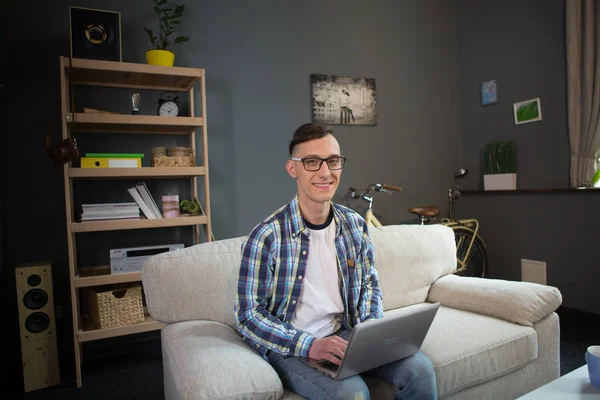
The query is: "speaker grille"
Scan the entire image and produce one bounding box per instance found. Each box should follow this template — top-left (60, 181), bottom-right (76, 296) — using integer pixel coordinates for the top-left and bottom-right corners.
top-left (27, 274), bottom-right (42, 287)
top-left (25, 312), bottom-right (50, 334)
top-left (23, 289), bottom-right (48, 310)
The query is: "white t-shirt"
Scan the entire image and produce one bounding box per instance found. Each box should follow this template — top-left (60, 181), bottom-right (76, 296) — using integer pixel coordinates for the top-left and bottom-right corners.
top-left (291, 216), bottom-right (344, 338)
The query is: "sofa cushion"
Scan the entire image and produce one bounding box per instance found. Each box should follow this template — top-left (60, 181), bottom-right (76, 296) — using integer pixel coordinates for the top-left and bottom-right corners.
top-left (416, 305), bottom-right (538, 398)
top-left (143, 236), bottom-right (246, 328)
top-left (428, 274), bottom-right (562, 327)
top-left (162, 320), bottom-right (283, 400)
top-left (370, 225), bottom-right (457, 310)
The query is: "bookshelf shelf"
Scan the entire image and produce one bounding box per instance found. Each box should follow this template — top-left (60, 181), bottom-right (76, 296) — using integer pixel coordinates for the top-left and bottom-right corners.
top-left (64, 57), bottom-right (203, 91)
top-left (60, 56), bottom-right (212, 387)
top-left (75, 265), bottom-right (141, 288)
top-left (79, 315), bottom-right (164, 342)
top-left (69, 167), bottom-right (206, 179)
top-left (71, 215), bottom-right (208, 233)
top-left (67, 113), bottom-right (204, 134)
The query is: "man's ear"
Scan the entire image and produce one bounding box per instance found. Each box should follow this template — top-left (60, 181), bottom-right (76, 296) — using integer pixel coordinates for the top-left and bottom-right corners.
top-left (286, 159), bottom-right (297, 179)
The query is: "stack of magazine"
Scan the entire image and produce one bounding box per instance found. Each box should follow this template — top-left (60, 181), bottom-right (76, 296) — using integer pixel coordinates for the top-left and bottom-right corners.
top-left (128, 182), bottom-right (164, 219)
top-left (81, 203), bottom-right (140, 221)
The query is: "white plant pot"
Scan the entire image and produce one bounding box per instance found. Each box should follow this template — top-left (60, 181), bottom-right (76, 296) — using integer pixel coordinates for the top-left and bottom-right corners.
top-left (484, 173), bottom-right (517, 191)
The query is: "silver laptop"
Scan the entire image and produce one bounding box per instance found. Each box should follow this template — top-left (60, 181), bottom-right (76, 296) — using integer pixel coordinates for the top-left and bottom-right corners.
top-left (304, 302), bottom-right (440, 380)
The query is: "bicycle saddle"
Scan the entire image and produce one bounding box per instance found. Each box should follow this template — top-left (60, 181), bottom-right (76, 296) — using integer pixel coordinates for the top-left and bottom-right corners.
top-left (409, 206), bottom-right (440, 218)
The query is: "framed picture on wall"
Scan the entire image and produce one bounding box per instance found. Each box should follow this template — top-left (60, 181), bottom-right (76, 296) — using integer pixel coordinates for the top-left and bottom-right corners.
top-left (311, 74), bottom-right (377, 125)
top-left (480, 79), bottom-right (498, 106)
top-left (513, 97), bottom-right (542, 125)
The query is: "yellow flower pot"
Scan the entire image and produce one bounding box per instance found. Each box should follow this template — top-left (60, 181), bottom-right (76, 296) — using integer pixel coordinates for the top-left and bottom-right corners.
top-left (146, 49), bottom-right (175, 66)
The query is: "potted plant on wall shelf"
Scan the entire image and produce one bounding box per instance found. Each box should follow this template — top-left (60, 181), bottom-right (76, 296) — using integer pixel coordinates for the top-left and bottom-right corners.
top-left (144, 0), bottom-right (189, 66)
top-left (483, 140), bottom-right (517, 190)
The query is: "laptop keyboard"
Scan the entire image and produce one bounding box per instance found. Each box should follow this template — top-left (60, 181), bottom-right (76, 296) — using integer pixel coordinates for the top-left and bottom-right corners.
top-left (318, 360), bottom-right (340, 373)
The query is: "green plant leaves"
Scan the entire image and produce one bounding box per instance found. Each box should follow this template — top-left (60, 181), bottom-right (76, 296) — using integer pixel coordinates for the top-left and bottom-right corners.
top-left (484, 140), bottom-right (516, 174)
top-left (146, 0), bottom-right (188, 51)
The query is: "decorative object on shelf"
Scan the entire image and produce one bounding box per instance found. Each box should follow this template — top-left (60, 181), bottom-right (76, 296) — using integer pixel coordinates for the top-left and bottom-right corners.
top-left (480, 79), bottom-right (498, 106)
top-left (157, 91), bottom-right (180, 116)
top-left (179, 198), bottom-right (200, 215)
top-left (131, 93), bottom-right (140, 115)
top-left (144, 0), bottom-right (189, 66)
top-left (162, 194), bottom-right (181, 218)
top-left (86, 284), bottom-right (145, 329)
top-left (311, 73), bottom-right (377, 126)
top-left (592, 169), bottom-right (600, 188)
top-left (513, 97), bottom-right (542, 125)
top-left (46, 132), bottom-right (80, 166)
top-left (69, 6), bottom-right (122, 62)
top-left (483, 140), bottom-right (517, 190)
top-left (151, 146), bottom-right (195, 167)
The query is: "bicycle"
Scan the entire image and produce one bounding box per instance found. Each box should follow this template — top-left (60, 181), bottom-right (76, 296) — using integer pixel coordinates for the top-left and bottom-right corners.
top-left (342, 169), bottom-right (488, 278)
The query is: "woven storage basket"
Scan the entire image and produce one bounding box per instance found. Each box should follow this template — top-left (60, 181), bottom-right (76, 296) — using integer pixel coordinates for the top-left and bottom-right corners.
top-left (87, 284), bottom-right (145, 329)
top-left (151, 146), bottom-right (195, 167)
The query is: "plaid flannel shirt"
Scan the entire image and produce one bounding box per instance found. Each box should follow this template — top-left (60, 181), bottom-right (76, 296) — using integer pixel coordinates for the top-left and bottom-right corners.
top-left (233, 195), bottom-right (383, 360)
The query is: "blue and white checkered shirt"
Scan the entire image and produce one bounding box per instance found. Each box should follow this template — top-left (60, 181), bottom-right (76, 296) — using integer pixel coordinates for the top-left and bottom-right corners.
top-left (234, 195), bottom-right (383, 360)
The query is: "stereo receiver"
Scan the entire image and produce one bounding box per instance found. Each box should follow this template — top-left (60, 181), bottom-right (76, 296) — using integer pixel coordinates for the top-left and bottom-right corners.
top-left (110, 243), bottom-right (184, 274)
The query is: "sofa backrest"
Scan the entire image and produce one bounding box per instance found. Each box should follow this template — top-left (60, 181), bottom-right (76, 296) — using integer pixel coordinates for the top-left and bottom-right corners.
top-left (143, 224), bottom-right (456, 329)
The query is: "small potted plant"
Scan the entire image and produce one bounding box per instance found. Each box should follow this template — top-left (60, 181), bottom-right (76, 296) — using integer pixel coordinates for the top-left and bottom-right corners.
top-left (144, 0), bottom-right (189, 66)
top-left (483, 140), bottom-right (517, 190)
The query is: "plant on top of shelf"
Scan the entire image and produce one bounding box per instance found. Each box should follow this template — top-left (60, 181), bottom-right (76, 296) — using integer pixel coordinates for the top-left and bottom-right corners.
top-left (144, 0), bottom-right (189, 67)
top-left (483, 140), bottom-right (517, 190)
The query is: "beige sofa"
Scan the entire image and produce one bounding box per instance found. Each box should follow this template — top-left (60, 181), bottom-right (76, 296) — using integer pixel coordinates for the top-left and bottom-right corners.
top-left (142, 224), bottom-right (562, 400)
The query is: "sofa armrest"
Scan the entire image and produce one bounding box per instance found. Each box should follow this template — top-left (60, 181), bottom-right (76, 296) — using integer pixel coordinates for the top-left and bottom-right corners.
top-left (427, 274), bottom-right (562, 326)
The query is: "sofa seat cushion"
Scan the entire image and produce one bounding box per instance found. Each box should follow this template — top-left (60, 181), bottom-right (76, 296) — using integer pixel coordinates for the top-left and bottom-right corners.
top-left (418, 305), bottom-right (538, 398)
top-left (162, 320), bottom-right (283, 400)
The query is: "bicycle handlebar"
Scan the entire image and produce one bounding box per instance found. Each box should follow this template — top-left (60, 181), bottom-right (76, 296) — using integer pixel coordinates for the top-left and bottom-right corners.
top-left (382, 184), bottom-right (401, 192)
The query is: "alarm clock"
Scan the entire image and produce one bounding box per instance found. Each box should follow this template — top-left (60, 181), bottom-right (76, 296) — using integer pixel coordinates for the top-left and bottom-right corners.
top-left (157, 91), bottom-right (180, 116)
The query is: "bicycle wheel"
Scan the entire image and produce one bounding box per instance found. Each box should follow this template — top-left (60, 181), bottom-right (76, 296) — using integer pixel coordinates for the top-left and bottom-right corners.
top-left (453, 228), bottom-right (488, 278)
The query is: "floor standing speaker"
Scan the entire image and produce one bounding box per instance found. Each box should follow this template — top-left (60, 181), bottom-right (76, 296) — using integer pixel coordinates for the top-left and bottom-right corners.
top-left (15, 262), bottom-right (60, 392)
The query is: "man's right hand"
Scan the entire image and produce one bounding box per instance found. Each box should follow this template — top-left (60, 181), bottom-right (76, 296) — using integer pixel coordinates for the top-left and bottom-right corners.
top-left (308, 336), bottom-right (348, 365)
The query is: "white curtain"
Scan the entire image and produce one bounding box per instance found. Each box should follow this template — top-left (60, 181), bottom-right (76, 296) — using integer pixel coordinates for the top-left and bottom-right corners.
top-left (567, 0), bottom-right (600, 187)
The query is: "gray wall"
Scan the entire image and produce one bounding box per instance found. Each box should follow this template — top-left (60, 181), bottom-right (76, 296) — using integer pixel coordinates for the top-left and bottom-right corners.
top-left (1, 0), bottom-right (463, 381)
top-left (455, 0), bottom-right (600, 314)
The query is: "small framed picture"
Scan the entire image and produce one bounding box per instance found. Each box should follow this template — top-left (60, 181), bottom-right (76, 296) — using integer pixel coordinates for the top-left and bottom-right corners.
top-left (480, 79), bottom-right (498, 106)
top-left (513, 97), bottom-right (542, 125)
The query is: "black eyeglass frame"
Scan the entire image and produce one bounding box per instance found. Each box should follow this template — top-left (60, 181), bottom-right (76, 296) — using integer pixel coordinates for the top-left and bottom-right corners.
top-left (290, 156), bottom-right (347, 171)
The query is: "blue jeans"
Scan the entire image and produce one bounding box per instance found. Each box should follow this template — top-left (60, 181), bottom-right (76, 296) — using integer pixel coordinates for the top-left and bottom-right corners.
top-left (266, 329), bottom-right (437, 400)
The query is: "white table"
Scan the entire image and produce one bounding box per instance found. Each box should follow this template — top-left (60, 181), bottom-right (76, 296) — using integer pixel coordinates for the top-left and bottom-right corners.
top-left (517, 365), bottom-right (600, 399)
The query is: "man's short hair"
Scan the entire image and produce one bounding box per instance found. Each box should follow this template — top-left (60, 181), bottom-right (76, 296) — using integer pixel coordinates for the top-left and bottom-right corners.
top-left (289, 123), bottom-right (333, 156)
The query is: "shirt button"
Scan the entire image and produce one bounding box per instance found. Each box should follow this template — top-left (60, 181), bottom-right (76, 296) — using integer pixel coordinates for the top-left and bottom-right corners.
top-left (302, 250), bottom-right (307, 255)
top-left (292, 300), bottom-right (297, 304)
top-left (292, 233), bottom-right (296, 238)
top-left (298, 275), bottom-right (303, 280)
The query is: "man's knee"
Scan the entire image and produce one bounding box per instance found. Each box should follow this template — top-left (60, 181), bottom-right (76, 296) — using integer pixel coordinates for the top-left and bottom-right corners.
top-left (332, 376), bottom-right (370, 400)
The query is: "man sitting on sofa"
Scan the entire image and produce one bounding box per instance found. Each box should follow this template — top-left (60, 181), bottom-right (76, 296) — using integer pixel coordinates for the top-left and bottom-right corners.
top-left (234, 123), bottom-right (437, 399)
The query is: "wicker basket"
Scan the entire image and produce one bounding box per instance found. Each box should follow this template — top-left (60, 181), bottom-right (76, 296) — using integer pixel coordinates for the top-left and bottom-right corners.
top-left (151, 146), bottom-right (195, 167)
top-left (87, 284), bottom-right (145, 329)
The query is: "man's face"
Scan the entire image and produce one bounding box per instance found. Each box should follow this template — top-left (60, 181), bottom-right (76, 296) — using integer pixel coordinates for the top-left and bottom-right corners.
top-left (286, 134), bottom-right (343, 208)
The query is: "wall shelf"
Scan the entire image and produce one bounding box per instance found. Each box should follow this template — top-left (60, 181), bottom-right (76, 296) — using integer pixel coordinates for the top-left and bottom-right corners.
top-left (71, 216), bottom-right (208, 233)
top-left (461, 188), bottom-right (600, 195)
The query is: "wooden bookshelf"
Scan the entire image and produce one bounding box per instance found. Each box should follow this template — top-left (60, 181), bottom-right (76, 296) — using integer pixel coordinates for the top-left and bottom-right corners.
top-left (69, 167), bottom-right (206, 179)
top-left (60, 56), bottom-right (212, 387)
top-left (67, 113), bottom-right (203, 134)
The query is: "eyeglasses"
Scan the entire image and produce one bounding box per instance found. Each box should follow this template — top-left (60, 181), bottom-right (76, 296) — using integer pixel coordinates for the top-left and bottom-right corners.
top-left (291, 156), bottom-right (347, 171)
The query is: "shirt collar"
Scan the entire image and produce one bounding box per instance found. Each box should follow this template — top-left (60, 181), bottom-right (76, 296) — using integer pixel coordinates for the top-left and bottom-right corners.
top-left (289, 195), bottom-right (342, 238)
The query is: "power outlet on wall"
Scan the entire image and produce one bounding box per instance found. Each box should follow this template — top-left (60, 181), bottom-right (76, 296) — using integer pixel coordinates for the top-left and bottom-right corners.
top-left (521, 259), bottom-right (547, 285)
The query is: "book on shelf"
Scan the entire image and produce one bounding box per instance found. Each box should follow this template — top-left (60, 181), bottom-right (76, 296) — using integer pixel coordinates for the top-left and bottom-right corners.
top-left (128, 183), bottom-right (163, 219)
top-left (81, 202), bottom-right (140, 221)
